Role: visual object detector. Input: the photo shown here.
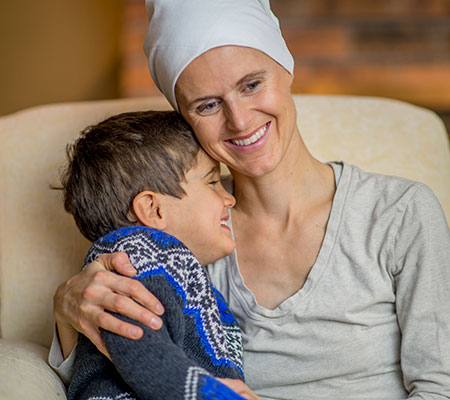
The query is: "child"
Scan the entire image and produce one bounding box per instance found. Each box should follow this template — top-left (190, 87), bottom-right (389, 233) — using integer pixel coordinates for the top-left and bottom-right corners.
top-left (60, 110), bottom-right (254, 400)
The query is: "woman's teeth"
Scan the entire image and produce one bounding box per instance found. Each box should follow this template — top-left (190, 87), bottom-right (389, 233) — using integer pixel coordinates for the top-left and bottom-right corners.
top-left (230, 124), bottom-right (267, 146)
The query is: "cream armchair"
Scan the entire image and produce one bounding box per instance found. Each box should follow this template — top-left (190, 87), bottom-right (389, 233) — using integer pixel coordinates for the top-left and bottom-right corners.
top-left (0, 95), bottom-right (449, 400)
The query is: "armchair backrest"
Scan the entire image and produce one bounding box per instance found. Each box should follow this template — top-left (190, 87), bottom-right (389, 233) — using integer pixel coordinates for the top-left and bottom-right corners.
top-left (0, 95), bottom-right (449, 347)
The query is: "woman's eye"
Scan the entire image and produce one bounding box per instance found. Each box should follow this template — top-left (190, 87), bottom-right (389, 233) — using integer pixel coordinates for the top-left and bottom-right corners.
top-left (197, 101), bottom-right (219, 114)
top-left (245, 80), bottom-right (260, 92)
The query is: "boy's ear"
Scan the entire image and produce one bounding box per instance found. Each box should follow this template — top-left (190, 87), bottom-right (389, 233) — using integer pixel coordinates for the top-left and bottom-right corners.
top-left (132, 191), bottom-right (167, 230)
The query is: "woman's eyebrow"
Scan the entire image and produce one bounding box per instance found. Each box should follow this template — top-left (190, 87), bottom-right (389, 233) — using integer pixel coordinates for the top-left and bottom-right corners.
top-left (235, 70), bottom-right (267, 87)
top-left (189, 95), bottom-right (216, 107)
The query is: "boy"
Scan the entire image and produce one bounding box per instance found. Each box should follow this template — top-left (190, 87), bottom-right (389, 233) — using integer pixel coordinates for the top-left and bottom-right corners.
top-left (60, 110), bottom-right (253, 400)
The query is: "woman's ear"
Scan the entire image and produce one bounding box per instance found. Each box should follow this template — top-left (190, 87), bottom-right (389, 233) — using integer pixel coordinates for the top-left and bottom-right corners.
top-left (132, 191), bottom-right (167, 230)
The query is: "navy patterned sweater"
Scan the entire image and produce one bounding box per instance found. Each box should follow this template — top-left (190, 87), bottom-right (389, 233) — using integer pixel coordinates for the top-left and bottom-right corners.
top-left (68, 226), bottom-right (245, 400)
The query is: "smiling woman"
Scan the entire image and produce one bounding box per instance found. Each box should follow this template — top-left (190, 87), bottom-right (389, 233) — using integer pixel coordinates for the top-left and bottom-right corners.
top-left (175, 46), bottom-right (301, 178)
top-left (51, 0), bottom-right (450, 399)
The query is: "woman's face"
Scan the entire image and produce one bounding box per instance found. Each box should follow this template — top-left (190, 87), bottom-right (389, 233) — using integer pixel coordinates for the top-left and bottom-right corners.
top-left (175, 46), bottom-right (298, 178)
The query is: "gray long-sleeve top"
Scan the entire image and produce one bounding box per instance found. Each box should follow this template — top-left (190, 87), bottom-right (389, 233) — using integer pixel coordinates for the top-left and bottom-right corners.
top-left (209, 162), bottom-right (450, 399)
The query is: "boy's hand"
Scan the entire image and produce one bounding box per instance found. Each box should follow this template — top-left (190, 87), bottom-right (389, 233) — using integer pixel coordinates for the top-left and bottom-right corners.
top-left (53, 252), bottom-right (165, 359)
top-left (217, 378), bottom-right (261, 400)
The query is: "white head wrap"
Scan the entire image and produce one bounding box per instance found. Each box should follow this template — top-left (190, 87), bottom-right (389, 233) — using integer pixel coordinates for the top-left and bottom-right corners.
top-left (143, 0), bottom-right (294, 110)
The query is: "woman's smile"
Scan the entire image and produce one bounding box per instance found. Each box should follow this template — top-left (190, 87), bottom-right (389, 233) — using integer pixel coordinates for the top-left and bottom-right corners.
top-left (226, 121), bottom-right (271, 152)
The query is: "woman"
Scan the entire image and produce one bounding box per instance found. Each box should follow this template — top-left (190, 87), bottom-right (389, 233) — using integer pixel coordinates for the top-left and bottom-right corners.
top-left (51, 0), bottom-right (450, 398)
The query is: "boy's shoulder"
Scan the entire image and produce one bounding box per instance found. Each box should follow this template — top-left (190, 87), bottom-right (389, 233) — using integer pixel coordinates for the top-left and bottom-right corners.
top-left (97, 226), bottom-right (183, 249)
top-left (84, 226), bottom-right (198, 275)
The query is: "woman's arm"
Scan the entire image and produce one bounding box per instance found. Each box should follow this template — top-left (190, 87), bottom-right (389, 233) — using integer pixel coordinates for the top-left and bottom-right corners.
top-left (393, 184), bottom-right (450, 398)
top-left (53, 252), bottom-right (165, 359)
top-left (55, 317), bottom-right (79, 361)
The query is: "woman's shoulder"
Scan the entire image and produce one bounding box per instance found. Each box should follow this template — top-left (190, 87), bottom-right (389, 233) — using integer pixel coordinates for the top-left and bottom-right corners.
top-left (336, 161), bottom-right (446, 228)
top-left (341, 161), bottom-right (432, 202)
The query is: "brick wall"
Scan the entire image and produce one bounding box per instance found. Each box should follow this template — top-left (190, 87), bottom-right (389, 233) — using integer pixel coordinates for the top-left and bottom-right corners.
top-left (120, 0), bottom-right (450, 132)
top-left (119, 0), bottom-right (153, 97)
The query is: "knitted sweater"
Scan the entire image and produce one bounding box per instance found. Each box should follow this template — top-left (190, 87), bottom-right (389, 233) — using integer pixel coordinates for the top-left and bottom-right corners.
top-left (68, 226), bottom-right (245, 400)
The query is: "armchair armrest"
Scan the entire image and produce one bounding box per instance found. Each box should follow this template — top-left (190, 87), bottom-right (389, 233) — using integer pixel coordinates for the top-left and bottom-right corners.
top-left (0, 339), bottom-right (66, 400)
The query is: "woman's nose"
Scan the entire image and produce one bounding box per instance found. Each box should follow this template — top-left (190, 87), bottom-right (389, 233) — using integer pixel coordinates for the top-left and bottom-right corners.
top-left (224, 99), bottom-right (250, 132)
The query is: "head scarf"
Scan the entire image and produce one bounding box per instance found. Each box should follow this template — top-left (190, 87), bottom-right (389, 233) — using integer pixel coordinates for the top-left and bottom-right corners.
top-left (143, 0), bottom-right (294, 110)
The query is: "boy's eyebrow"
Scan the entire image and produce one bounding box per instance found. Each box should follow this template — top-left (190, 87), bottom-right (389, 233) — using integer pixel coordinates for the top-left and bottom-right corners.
top-left (202, 165), bottom-right (219, 179)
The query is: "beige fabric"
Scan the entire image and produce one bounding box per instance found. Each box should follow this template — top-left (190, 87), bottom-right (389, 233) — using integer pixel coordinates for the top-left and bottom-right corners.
top-left (0, 96), bottom-right (170, 347)
top-left (0, 339), bottom-right (66, 399)
top-left (299, 95), bottom-right (450, 215)
top-left (0, 95), bottom-right (448, 398)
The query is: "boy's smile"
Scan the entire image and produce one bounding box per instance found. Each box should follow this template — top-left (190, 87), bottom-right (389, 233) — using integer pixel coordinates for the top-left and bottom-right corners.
top-left (161, 149), bottom-right (236, 265)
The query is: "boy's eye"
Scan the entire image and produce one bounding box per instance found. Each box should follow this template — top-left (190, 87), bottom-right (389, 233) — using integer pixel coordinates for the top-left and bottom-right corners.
top-left (208, 180), bottom-right (220, 186)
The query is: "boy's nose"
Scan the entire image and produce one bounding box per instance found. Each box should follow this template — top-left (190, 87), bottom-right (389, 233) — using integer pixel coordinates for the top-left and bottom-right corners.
top-left (222, 190), bottom-right (236, 208)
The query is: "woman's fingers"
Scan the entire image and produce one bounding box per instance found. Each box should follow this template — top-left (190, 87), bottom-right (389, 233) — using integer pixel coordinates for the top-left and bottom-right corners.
top-left (217, 379), bottom-right (261, 400)
top-left (93, 256), bottom-right (165, 316)
top-left (98, 290), bottom-right (163, 331)
top-left (77, 269), bottom-right (164, 334)
top-left (97, 310), bottom-right (143, 339)
top-left (54, 253), bottom-right (167, 359)
top-left (96, 252), bottom-right (136, 276)
top-left (82, 324), bottom-right (112, 361)
top-left (85, 268), bottom-right (165, 322)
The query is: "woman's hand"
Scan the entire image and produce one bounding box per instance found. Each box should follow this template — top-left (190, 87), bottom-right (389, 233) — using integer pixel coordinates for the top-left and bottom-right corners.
top-left (217, 378), bottom-right (261, 400)
top-left (53, 252), bottom-right (165, 359)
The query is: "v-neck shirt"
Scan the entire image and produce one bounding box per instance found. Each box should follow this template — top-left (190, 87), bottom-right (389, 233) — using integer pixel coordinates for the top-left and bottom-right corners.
top-left (207, 161), bottom-right (450, 399)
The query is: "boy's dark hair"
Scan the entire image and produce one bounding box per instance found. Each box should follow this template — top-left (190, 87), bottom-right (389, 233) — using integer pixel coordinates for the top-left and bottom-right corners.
top-left (61, 110), bottom-right (200, 242)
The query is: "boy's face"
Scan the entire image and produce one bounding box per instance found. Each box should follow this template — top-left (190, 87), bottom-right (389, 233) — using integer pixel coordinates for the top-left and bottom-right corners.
top-left (163, 149), bottom-right (236, 265)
